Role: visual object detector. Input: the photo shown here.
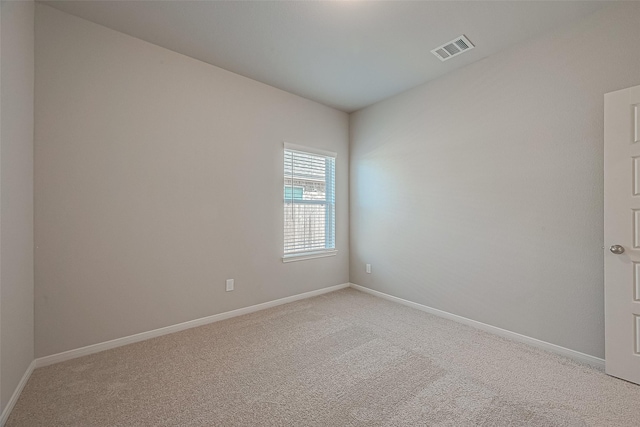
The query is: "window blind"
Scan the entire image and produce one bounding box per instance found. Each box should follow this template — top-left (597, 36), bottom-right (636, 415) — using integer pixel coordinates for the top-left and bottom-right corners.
top-left (284, 147), bottom-right (335, 255)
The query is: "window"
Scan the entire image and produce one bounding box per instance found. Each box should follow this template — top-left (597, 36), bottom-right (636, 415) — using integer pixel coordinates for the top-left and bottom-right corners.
top-left (283, 143), bottom-right (336, 261)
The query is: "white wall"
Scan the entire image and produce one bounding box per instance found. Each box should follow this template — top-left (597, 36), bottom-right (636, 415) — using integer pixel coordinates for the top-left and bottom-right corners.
top-left (350, 2), bottom-right (640, 359)
top-left (0, 0), bottom-right (34, 413)
top-left (34, 4), bottom-right (349, 358)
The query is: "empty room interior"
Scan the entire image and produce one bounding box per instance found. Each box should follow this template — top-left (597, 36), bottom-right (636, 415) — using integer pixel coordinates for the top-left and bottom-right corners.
top-left (2, 0), bottom-right (640, 425)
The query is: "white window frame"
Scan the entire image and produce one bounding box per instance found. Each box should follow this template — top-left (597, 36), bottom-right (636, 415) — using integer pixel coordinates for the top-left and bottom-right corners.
top-left (282, 142), bottom-right (337, 262)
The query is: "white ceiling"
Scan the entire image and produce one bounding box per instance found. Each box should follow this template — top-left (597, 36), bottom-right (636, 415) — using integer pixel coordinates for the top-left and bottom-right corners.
top-left (42, 0), bottom-right (609, 112)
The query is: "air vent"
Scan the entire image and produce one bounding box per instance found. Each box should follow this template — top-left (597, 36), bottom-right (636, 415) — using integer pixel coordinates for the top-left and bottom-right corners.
top-left (431, 35), bottom-right (475, 62)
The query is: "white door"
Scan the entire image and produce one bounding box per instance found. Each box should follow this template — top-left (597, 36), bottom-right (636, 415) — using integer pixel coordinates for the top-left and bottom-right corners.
top-left (604, 84), bottom-right (640, 385)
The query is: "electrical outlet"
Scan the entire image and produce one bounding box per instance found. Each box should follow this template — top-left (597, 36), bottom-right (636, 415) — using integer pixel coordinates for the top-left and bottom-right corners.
top-left (366, 264), bottom-right (371, 274)
top-left (226, 279), bottom-right (234, 292)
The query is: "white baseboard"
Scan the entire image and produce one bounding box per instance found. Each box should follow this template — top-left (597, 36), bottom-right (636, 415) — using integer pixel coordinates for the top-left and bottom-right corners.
top-left (0, 360), bottom-right (36, 427)
top-left (0, 281), bottom-right (604, 425)
top-left (349, 283), bottom-right (605, 369)
top-left (36, 282), bottom-right (350, 368)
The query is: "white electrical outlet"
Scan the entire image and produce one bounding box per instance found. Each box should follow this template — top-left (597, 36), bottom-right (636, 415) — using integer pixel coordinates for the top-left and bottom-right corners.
top-left (226, 279), bottom-right (234, 292)
top-left (366, 264), bottom-right (371, 274)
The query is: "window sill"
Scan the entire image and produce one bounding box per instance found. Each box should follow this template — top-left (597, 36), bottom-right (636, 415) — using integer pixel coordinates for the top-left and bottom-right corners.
top-left (282, 250), bottom-right (338, 263)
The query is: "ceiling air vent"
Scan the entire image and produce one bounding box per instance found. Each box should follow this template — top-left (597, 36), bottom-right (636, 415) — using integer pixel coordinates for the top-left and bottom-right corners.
top-left (431, 35), bottom-right (475, 62)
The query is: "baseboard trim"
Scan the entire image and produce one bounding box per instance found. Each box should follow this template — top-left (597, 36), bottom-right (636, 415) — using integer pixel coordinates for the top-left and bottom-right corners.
top-left (349, 283), bottom-right (605, 369)
top-left (36, 282), bottom-right (350, 368)
top-left (8, 282), bottom-right (604, 424)
top-left (0, 360), bottom-right (36, 427)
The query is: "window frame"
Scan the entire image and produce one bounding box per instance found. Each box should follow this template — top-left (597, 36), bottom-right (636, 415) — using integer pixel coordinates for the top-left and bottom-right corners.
top-left (282, 142), bottom-right (337, 263)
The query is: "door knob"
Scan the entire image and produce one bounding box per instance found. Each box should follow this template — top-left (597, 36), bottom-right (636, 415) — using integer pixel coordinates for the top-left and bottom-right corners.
top-left (610, 245), bottom-right (625, 254)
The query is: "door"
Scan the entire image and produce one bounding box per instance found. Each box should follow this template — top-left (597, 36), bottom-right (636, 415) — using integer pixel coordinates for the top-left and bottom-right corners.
top-left (604, 84), bottom-right (640, 384)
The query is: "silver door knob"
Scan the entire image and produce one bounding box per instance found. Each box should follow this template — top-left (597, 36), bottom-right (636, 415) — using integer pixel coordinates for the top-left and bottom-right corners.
top-left (610, 245), bottom-right (625, 254)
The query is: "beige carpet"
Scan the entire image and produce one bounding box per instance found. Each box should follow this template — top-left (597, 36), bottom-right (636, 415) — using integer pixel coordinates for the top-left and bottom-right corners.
top-left (7, 288), bottom-right (640, 426)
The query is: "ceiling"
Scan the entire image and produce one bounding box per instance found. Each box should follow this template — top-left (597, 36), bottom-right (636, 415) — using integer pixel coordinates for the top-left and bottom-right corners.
top-left (42, 0), bottom-right (609, 113)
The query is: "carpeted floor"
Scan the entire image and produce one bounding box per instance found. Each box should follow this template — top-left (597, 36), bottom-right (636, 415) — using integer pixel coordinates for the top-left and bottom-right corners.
top-left (7, 288), bottom-right (640, 426)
